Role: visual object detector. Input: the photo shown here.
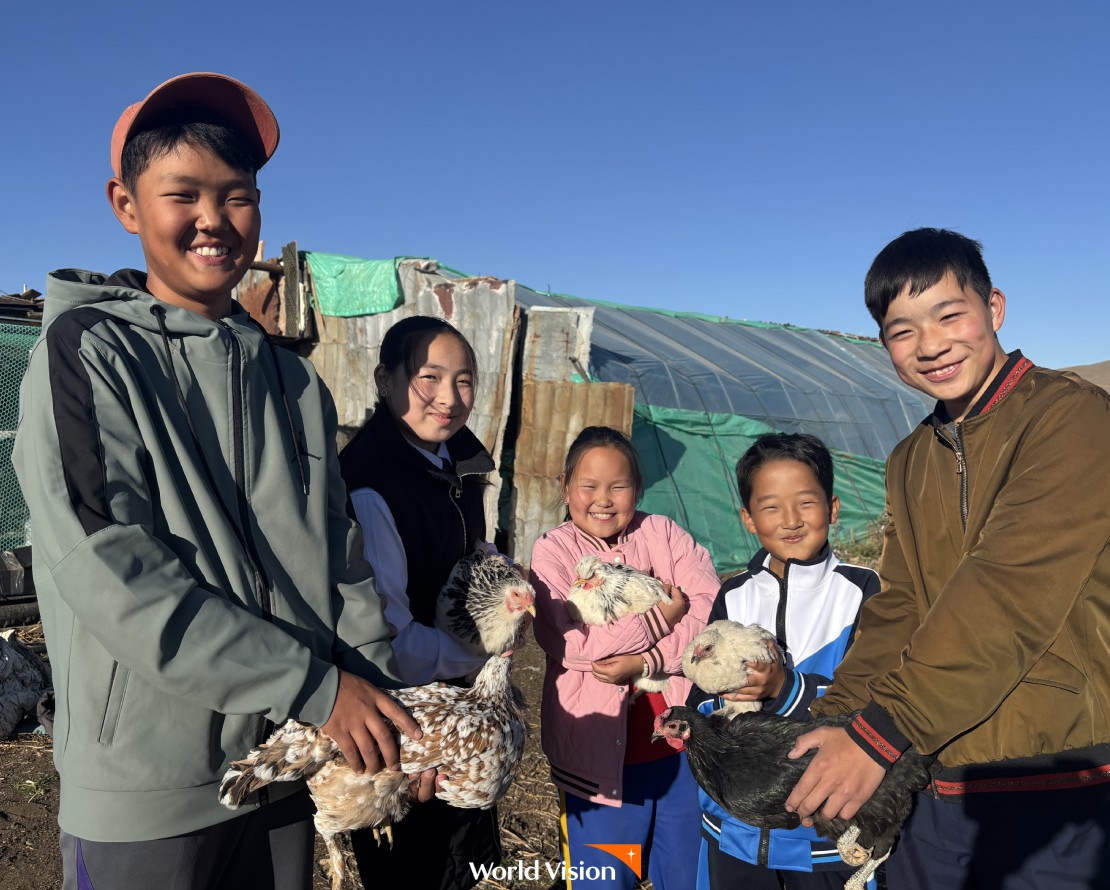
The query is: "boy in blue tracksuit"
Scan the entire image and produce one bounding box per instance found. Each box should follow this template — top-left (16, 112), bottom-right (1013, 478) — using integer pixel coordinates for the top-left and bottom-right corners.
top-left (686, 432), bottom-right (879, 889)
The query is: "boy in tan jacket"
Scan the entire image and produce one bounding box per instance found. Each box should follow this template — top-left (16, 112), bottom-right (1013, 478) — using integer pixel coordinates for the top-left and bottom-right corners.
top-left (786, 228), bottom-right (1110, 888)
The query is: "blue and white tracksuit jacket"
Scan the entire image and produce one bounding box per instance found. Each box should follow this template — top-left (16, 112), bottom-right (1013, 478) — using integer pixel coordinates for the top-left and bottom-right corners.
top-left (686, 546), bottom-right (879, 876)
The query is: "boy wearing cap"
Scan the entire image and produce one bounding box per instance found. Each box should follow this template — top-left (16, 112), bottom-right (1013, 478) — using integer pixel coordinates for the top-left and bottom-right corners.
top-left (14, 73), bottom-right (429, 889)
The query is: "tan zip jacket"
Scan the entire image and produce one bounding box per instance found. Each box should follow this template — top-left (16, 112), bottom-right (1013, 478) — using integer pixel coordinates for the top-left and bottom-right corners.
top-left (815, 355), bottom-right (1110, 776)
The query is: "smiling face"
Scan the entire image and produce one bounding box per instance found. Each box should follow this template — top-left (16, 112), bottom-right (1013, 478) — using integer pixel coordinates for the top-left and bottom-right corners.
top-left (741, 458), bottom-right (839, 577)
top-left (881, 271), bottom-right (1009, 422)
top-left (564, 445), bottom-right (638, 544)
top-left (376, 331), bottom-right (475, 451)
top-left (107, 143), bottom-right (260, 319)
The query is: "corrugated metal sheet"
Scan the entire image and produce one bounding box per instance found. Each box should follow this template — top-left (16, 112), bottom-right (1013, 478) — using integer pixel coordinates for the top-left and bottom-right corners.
top-left (511, 379), bottom-right (634, 563)
top-left (520, 306), bottom-right (593, 382)
top-left (233, 242), bottom-right (310, 340)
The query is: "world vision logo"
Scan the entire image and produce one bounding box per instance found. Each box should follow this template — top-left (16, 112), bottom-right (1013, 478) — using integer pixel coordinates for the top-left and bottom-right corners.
top-left (585, 844), bottom-right (643, 879)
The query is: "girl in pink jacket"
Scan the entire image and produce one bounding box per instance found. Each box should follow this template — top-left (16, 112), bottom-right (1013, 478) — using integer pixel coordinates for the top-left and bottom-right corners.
top-left (531, 426), bottom-right (718, 890)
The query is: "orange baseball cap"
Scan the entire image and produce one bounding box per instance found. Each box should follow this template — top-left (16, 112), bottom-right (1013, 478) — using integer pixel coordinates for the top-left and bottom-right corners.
top-left (110, 72), bottom-right (280, 178)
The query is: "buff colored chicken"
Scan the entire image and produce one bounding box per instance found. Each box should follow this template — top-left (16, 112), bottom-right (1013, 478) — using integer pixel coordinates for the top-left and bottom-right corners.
top-left (681, 620), bottom-right (778, 719)
top-left (566, 554), bottom-right (673, 693)
top-left (435, 547), bottom-right (535, 658)
top-left (220, 655), bottom-right (524, 889)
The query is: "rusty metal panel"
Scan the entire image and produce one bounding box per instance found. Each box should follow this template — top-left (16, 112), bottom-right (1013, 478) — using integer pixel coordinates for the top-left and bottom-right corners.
top-left (234, 265), bottom-right (282, 335)
top-left (304, 260), bottom-right (520, 539)
top-left (511, 379), bottom-right (635, 564)
top-left (520, 306), bottom-right (593, 382)
top-left (234, 241), bottom-right (311, 341)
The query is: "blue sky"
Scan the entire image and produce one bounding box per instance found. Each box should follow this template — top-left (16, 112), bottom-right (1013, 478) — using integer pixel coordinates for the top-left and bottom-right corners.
top-left (5, 1), bottom-right (1108, 369)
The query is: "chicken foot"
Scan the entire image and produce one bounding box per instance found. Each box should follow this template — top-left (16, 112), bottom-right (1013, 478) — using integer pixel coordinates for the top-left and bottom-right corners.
top-left (835, 825), bottom-right (872, 866)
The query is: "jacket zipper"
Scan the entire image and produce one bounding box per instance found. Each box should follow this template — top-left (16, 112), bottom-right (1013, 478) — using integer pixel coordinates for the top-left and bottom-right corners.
top-left (758, 827), bottom-right (770, 866)
top-left (449, 472), bottom-right (468, 552)
top-left (218, 321), bottom-right (273, 617)
top-left (218, 323), bottom-right (277, 789)
top-left (954, 423), bottom-right (969, 530)
top-left (774, 564), bottom-right (789, 652)
top-left (936, 425), bottom-right (969, 531)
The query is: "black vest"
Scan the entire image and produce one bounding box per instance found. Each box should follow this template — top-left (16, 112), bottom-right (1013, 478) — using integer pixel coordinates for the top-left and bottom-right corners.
top-left (339, 407), bottom-right (493, 627)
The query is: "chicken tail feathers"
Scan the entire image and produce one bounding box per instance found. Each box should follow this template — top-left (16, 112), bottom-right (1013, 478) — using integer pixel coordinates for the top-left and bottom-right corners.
top-left (218, 764), bottom-right (268, 809)
top-left (218, 720), bottom-right (334, 809)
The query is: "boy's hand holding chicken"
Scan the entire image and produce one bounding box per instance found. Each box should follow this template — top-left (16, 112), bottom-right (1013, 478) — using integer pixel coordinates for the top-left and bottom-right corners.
top-left (718, 639), bottom-right (785, 704)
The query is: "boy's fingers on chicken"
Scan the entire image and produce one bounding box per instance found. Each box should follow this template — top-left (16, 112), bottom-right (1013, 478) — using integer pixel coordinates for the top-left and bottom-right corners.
top-left (785, 727), bottom-right (884, 823)
top-left (322, 672), bottom-right (419, 772)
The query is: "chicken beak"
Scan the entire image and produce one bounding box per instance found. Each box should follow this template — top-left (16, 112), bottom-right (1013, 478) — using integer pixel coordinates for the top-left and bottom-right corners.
top-left (526, 604), bottom-right (537, 617)
top-left (650, 730), bottom-right (664, 743)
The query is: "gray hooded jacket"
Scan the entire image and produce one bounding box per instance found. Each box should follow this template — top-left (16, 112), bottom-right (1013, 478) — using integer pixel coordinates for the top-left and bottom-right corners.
top-left (13, 269), bottom-right (401, 842)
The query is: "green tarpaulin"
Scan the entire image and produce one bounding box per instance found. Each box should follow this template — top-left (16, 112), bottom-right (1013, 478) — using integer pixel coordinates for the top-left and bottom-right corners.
top-left (634, 403), bottom-right (886, 575)
top-left (303, 253), bottom-right (404, 317)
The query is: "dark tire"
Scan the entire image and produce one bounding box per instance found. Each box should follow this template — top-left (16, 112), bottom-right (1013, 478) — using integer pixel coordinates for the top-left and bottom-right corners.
top-left (0, 596), bottom-right (40, 627)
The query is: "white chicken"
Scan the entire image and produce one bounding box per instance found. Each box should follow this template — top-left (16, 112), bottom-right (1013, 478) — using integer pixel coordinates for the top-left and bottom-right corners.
top-left (566, 554), bottom-right (673, 693)
top-left (681, 620), bottom-right (778, 718)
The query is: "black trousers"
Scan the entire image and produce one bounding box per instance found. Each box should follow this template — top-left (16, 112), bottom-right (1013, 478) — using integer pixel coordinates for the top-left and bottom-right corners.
top-left (885, 786), bottom-right (1110, 889)
top-left (61, 789), bottom-right (314, 890)
top-left (350, 798), bottom-right (501, 890)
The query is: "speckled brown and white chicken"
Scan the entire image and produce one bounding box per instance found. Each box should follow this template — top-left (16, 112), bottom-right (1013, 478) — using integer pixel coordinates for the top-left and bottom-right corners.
top-left (566, 553), bottom-right (673, 692)
top-left (681, 620), bottom-right (778, 719)
top-left (434, 547), bottom-right (535, 658)
top-left (218, 551), bottom-right (533, 890)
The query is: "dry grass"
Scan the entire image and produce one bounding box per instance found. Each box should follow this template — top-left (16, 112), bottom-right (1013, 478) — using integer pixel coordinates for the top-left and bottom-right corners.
top-left (832, 518), bottom-right (886, 570)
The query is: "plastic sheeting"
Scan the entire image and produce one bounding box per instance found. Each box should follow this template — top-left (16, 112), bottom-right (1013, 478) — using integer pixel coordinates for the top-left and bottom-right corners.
top-left (515, 287), bottom-right (932, 463)
top-left (303, 253), bottom-right (404, 317)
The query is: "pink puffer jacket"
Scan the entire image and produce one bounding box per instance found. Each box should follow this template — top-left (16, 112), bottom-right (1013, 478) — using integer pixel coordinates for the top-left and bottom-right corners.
top-left (530, 511), bottom-right (718, 806)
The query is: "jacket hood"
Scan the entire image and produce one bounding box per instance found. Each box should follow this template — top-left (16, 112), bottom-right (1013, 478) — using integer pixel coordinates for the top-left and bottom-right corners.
top-left (45, 268), bottom-right (255, 336)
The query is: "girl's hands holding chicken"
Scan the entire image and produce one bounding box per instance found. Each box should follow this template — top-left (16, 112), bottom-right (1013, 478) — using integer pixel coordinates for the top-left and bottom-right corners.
top-left (591, 653), bottom-right (648, 685)
top-left (657, 580), bottom-right (688, 629)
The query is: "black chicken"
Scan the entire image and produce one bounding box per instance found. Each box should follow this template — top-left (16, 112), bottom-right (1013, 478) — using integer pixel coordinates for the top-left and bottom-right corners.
top-left (653, 705), bottom-right (930, 889)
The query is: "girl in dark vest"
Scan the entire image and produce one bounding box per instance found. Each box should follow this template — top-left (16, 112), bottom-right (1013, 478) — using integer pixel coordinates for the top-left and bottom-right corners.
top-left (339, 315), bottom-right (500, 890)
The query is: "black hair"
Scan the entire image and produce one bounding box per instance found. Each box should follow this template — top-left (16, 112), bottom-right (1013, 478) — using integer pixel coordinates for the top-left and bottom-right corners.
top-left (375, 315), bottom-right (479, 408)
top-left (735, 432), bottom-right (834, 508)
top-left (120, 116), bottom-right (258, 193)
top-left (560, 426), bottom-right (644, 502)
top-left (864, 228), bottom-right (993, 328)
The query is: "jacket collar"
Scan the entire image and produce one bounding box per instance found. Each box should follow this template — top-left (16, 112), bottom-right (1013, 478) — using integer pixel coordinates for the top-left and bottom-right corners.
top-left (929, 349), bottom-right (1033, 428)
top-left (568, 510), bottom-right (648, 555)
top-left (748, 543), bottom-right (835, 588)
top-left (46, 267), bottom-right (258, 339)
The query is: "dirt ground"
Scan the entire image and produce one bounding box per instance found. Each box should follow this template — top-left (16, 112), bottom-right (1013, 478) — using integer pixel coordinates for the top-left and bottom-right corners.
top-left (0, 625), bottom-right (561, 890)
